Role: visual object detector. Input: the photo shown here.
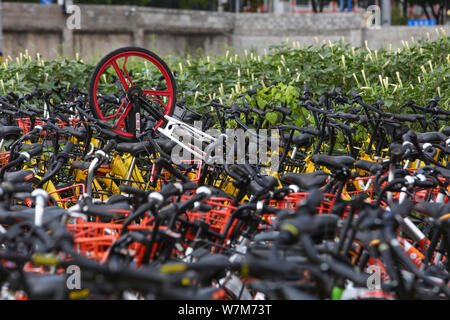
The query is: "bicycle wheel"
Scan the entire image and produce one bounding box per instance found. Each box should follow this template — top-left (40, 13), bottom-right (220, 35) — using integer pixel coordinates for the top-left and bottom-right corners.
top-left (89, 47), bottom-right (177, 139)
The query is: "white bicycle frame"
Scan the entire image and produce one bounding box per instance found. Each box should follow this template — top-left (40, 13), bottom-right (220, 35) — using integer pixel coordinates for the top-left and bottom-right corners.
top-left (156, 115), bottom-right (226, 164)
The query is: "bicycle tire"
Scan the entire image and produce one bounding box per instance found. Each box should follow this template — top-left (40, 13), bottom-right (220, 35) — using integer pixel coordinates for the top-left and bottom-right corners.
top-left (89, 47), bottom-right (177, 139)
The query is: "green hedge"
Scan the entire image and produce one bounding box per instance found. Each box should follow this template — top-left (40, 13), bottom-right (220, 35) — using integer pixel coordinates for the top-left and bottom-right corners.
top-left (0, 31), bottom-right (448, 116)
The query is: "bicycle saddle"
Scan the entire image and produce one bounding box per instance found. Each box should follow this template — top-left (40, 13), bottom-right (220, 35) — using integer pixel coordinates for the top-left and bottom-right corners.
top-left (441, 126), bottom-right (450, 136)
top-left (8, 206), bottom-right (67, 226)
top-left (433, 166), bottom-right (450, 178)
top-left (116, 141), bottom-right (152, 156)
top-left (354, 229), bottom-right (382, 247)
top-left (65, 126), bottom-right (86, 140)
top-left (248, 175), bottom-right (279, 195)
top-left (331, 112), bottom-right (360, 122)
top-left (311, 214), bottom-right (340, 243)
top-left (24, 273), bottom-right (67, 299)
top-left (417, 132), bottom-right (447, 144)
top-left (97, 128), bottom-right (136, 143)
top-left (3, 170), bottom-right (34, 183)
top-left (84, 201), bottom-right (131, 221)
top-left (154, 137), bottom-right (177, 155)
top-left (0, 125), bottom-right (22, 139)
top-left (414, 202), bottom-right (450, 219)
top-left (20, 142), bottom-right (48, 151)
top-left (391, 114), bottom-right (425, 122)
top-left (310, 155), bottom-right (355, 171)
top-left (282, 133), bottom-right (313, 148)
top-left (280, 171), bottom-right (328, 190)
top-left (358, 115), bottom-right (369, 125)
top-left (355, 160), bottom-right (382, 174)
top-left (71, 160), bottom-right (90, 171)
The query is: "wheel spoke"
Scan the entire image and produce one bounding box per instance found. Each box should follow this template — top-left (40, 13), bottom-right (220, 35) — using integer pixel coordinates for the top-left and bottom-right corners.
top-left (104, 98), bottom-right (128, 120)
top-left (115, 101), bottom-right (133, 130)
top-left (92, 49), bottom-right (175, 138)
top-left (122, 57), bottom-right (134, 88)
top-left (143, 89), bottom-right (171, 96)
top-left (150, 98), bottom-right (169, 112)
top-left (111, 59), bottom-right (130, 92)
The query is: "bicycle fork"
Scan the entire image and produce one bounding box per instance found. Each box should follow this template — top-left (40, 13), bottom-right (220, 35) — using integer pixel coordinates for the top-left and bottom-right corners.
top-left (157, 115), bottom-right (217, 161)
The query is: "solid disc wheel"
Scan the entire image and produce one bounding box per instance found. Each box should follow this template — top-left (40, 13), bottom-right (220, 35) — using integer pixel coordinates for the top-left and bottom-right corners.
top-left (89, 47), bottom-right (177, 139)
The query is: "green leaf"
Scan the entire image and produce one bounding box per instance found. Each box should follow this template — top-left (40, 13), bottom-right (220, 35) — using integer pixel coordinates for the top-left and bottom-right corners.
top-left (295, 116), bottom-right (304, 127)
top-left (265, 112), bottom-right (278, 124)
top-left (256, 96), bottom-right (268, 108)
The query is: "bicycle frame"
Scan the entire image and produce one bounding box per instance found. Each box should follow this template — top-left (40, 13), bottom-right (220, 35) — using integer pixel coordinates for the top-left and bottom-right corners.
top-left (157, 115), bottom-right (217, 161)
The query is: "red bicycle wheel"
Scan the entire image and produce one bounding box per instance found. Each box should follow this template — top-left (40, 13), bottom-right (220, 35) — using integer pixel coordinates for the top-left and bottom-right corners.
top-left (89, 47), bottom-right (177, 139)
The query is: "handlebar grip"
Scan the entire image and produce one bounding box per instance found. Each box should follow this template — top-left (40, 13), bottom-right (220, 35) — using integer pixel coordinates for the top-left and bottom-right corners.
top-left (154, 158), bottom-right (189, 183)
top-left (119, 184), bottom-right (147, 198)
top-left (62, 141), bottom-right (74, 154)
top-left (32, 88), bottom-right (41, 96)
top-left (102, 140), bottom-right (117, 153)
top-left (0, 182), bottom-right (33, 195)
top-left (25, 126), bottom-right (43, 137)
top-left (335, 112), bottom-right (360, 121)
top-left (429, 95), bottom-right (440, 107)
top-left (99, 95), bottom-right (118, 104)
top-left (304, 102), bottom-right (331, 115)
top-left (392, 114), bottom-right (424, 122)
top-left (18, 109), bottom-right (34, 117)
top-left (249, 107), bottom-right (265, 116)
top-left (8, 91), bottom-right (19, 101)
top-left (159, 182), bottom-right (183, 198)
top-left (246, 88), bottom-right (257, 96)
top-left (0, 100), bottom-right (16, 110)
top-left (55, 141), bottom-right (74, 164)
top-left (74, 95), bottom-right (86, 105)
top-left (436, 115), bottom-right (450, 120)
top-left (403, 130), bottom-right (419, 146)
top-left (329, 260), bottom-right (369, 287)
top-left (26, 88), bottom-right (41, 99)
top-left (57, 113), bottom-right (70, 124)
top-left (97, 120), bottom-right (115, 129)
top-left (44, 90), bottom-right (53, 98)
top-left (182, 181), bottom-right (198, 191)
top-left (1, 109), bottom-right (16, 116)
top-left (336, 122), bottom-right (356, 133)
top-left (351, 89), bottom-right (361, 99)
top-left (178, 189), bottom-right (212, 211)
top-left (437, 109), bottom-right (450, 116)
top-left (210, 101), bottom-right (230, 109)
top-left (415, 179), bottom-right (437, 189)
top-left (157, 203), bottom-right (178, 220)
top-left (348, 107), bottom-right (361, 114)
top-left (391, 199), bottom-right (414, 219)
top-left (262, 204), bottom-right (290, 215)
top-left (44, 121), bottom-right (62, 131)
top-left (26, 106), bottom-right (44, 115)
top-left (27, 144), bottom-right (43, 157)
top-left (13, 182), bottom-right (34, 193)
top-left (303, 189), bottom-right (324, 214)
top-left (84, 205), bottom-right (122, 220)
top-left (271, 106), bottom-right (292, 116)
top-left (318, 95), bottom-right (327, 106)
